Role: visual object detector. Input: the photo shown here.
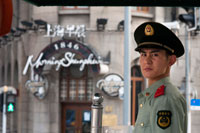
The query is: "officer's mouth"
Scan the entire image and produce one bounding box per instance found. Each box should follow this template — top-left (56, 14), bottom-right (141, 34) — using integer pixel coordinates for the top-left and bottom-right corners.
top-left (144, 68), bottom-right (153, 71)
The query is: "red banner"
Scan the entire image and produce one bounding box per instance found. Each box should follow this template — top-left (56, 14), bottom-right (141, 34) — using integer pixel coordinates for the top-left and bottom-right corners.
top-left (0, 0), bottom-right (13, 36)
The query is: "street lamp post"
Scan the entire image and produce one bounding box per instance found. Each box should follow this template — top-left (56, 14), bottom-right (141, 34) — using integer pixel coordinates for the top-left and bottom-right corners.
top-left (123, 6), bottom-right (131, 125)
top-left (185, 26), bottom-right (191, 133)
top-left (0, 86), bottom-right (17, 133)
top-left (2, 86), bottom-right (8, 133)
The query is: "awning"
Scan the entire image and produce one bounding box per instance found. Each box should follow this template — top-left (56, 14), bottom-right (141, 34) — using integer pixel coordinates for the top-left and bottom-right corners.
top-left (0, 0), bottom-right (13, 36)
top-left (23, 0), bottom-right (200, 6)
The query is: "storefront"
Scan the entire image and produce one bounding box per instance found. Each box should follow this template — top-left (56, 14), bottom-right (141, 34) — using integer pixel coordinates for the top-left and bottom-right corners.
top-left (0, 6), bottom-right (146, 132)
top-left (22, 30), bottom-right (112, 133)
top-left (3, 4), bottom-right (195, 133)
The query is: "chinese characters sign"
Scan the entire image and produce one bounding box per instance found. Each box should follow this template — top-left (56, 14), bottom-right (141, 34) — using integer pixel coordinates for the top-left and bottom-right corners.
top-left (45, 24), bottom-right (86, 38)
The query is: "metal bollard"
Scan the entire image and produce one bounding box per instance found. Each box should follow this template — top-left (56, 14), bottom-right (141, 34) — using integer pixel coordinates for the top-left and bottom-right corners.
top-left (91, 93), bottom-right (104, 133)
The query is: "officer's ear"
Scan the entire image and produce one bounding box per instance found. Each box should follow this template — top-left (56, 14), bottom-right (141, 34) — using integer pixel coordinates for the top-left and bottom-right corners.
top-left (168, 55), bottom-right (176, 66)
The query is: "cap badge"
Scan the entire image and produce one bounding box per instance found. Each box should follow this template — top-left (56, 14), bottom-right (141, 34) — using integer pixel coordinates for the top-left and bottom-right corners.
top-left (145, 24), bottom-right (154, 36)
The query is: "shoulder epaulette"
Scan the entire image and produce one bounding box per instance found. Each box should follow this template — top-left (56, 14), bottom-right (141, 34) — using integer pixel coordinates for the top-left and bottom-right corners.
top-left (154, 85), bottom-right (165, 98)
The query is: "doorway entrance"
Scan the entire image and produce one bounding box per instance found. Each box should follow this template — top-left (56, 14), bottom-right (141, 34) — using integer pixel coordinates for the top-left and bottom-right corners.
top-left (61, 102), bottom-right (92, 133)
top-left (60, 65), bottom-right (94, 133)
top-left (131, 65), bottom-right (144, 125)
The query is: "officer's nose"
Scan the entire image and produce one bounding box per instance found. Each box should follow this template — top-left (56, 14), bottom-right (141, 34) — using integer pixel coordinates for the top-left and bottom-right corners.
top-left (144, 55), bottom-right (152, 64)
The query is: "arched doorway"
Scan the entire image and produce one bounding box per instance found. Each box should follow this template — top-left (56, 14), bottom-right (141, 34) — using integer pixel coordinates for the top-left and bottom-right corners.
top-left (60, 65), bottom-right (93, 133)
top-left (131, 65), bottom-right (144, 125)
top-left (29, 39), bottom-right (101, 133)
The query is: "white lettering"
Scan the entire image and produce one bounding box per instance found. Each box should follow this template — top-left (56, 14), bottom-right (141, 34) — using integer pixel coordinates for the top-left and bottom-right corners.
top-left (23, 55), bottom-right (34, 75)
top-left (60, 42), bottom-right (66, 48)
top-left (53, 41), bottom-right (79, 51)
top-left (67, 42), bottom-right (72, 48)
top-left (44, 24), bottom-right (86, 38)
top-left (54, 44), bottom-right (59, 50)
top-left (45, 24), bottom-right (56, 37)
top-left (23, 52), bottom-right (102, 75)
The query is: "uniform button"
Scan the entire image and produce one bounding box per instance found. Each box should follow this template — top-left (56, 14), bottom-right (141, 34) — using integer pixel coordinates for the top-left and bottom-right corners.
top-left (145, 92), bottom-right (150, 96)
top-left (140, 104), bottom-right (143, 108)
top-left (140, 123), bottom-right (144, 127)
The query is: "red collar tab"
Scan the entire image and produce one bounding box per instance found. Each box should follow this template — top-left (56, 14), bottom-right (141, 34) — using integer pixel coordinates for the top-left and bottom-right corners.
top-left (154, 85), bottom-right (165, 98)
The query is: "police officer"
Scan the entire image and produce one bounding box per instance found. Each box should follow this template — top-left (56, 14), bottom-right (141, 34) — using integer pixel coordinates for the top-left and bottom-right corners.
top-left (133, 22), bottom-right (187, 133)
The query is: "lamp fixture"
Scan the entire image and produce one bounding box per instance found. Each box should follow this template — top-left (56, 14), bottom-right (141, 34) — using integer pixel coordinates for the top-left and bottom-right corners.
top-left (0, 34), bottom-right (12, 46)
top-left (10, 29), bottom-right (16, 34)
top-left (96, 18), bottom-right (108, 31)
top-left (117, 20), bottom-right (124, 31)
top-left (21, 21), bottom-right (33, 27)
top-left (0, 38), bottom-right (4, 46)
top-left (21, 20), bottom-right (34, 30)
top-left (16, 27), bottom-right (27, 33)
top-left (34, 19), bottom-right (47, 31)
top-left (2, 35), bottom-right (12, 42)
top-left (34, 19), bottom-right (47, 25)
top-left (10, 28), bottom-right (20, 37)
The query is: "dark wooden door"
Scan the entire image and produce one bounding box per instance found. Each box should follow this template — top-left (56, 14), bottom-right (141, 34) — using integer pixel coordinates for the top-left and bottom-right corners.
top-left (131, 65), bottom-right (144, 125)
top-left (131, 77), bottom-right (144, 125)
top-left (61, 102), bottom-right (92, 133)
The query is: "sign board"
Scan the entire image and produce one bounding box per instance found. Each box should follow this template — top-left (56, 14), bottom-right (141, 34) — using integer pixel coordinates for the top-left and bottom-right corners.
top-left (96, 73), bottom-right (124, 97)
top-left (23, 40), bottom-right (102, 75)
top-left (83, 111), bottom-right (91, 122)
top-left (191, 99), bottom-right (200, 110)
top-left (25, 77), bottom-right (49, 100)
top-left (45, 24), bottom-right (86, 38)
top-left (102, 114), bottom-right (117, 127)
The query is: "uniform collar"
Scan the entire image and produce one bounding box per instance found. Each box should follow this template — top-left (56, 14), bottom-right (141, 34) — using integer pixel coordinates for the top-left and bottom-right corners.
top-left (139, 76), bottom-right (170, 98)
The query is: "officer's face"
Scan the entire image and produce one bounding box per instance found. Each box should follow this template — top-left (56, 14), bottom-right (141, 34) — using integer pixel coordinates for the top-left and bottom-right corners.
top-left (139, 48), bottom-right (175, 83)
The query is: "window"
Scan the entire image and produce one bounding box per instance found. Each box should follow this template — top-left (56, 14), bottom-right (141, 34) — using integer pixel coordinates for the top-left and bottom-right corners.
top-left (131, 65), bottom-right (144, 125)
top-left (7, 63), bottom-right (11, 85)
top-left (132, 7), bottom-right (150, 13)
top-left (62, 6), bottom-right (89, 10)
top-left (132, 7), bottom-right (153, 18)
top-left (59, 6), bottom-right (90, 14)
top-left (1, 66), bottom-right (4, 85)
top-left (60, 65), bottom-right (93, 102)
top-left (0, 66), bottom-right (4, 86)
top-left (14, 61), bottom-right (18, 89)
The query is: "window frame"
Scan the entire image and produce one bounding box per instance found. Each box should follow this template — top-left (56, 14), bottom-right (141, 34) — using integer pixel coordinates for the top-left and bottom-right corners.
top-left (61, 6), bottom-right (89, 10)
top-left (132, 6), bottom-right (150, 13)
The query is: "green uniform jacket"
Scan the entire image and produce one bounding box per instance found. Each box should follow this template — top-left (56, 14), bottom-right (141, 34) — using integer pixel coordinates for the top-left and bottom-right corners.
top-left (134, 77), bottom-right (187, 133)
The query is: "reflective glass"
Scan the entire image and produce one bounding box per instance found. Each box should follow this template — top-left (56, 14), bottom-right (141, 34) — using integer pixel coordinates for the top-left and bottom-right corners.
top-left (66, 110), bottom-right (76, 133)
top-left (82, 110), bottom-right (91, 133)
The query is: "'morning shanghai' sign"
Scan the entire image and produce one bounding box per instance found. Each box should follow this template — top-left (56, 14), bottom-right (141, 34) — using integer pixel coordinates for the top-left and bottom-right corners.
top-left (23, 40), bottom-right (102, 75)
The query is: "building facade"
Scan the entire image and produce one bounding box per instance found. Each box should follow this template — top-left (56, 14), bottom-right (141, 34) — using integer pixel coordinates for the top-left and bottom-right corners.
top-left (0, 1), bottom-right (200, 133)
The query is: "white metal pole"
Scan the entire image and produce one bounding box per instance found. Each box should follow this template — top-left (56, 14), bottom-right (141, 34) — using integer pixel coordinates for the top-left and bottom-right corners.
top-left (123, 6), bottom-right (131, 125)
top-left (2, 86), bottom-right (7, 133)
top-left (185, 26), bottom-right (191, 133)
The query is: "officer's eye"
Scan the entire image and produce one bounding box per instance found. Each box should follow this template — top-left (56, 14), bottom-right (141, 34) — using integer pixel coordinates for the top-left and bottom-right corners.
top-left (152, 53), bottom-right (159, 57)
top-left (140, 53), bottom-right (146, 57)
